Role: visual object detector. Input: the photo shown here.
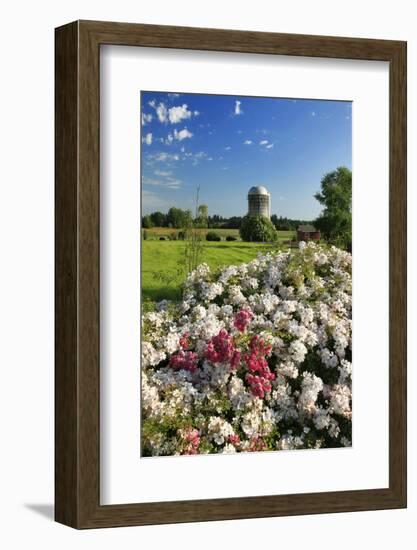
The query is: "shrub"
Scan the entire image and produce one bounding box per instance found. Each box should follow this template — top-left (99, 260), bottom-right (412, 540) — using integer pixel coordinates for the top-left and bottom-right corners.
top-left (206, 231), bottom-right (221, 241)
top-left (143, 230), bottom-right (148, 240)
top-left (141, 242), bottom-right (352, 456)
top-left (226, 235), bottom-right (237, 241)
top-left (177, 230), bottom-right (186, 240)
top-left (239, 215), bottom-right (278, 242)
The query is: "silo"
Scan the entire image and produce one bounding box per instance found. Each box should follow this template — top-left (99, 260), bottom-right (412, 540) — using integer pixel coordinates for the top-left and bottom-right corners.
top-left (247, 186), bottom-right (270, 219)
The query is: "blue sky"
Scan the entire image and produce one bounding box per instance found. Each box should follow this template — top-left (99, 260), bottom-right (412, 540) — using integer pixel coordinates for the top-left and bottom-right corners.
top-left (141, 91), bottom-right (351, 219)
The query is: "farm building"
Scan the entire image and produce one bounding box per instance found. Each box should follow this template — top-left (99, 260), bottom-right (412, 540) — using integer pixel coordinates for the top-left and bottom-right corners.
top-left (297, 224), bottom-right (321, 241)
top-left (247, 186), bottom-right (270, 218)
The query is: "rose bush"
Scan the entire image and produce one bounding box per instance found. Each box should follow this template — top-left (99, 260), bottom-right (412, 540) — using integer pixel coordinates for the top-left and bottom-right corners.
top-left (141, 241), bottom-right (352, 456)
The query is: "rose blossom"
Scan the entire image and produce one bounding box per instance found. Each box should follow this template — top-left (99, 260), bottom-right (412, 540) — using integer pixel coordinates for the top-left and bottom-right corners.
top-left (233, 309), bottom-right (253, 332)
top-left (181, 428), bottom-right (200, 455)
top-left (205, 329), bottom-right (241, 369)
top-left (179, 332), bottom-right (191, 350)
top-left (244, 335), bottom-right (275, 398)
top-left (169, 350), bottom-right (199, 372)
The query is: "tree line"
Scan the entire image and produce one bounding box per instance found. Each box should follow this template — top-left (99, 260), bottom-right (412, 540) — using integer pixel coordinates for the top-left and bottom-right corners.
top-left (142, 208), bottom-right (312, 232)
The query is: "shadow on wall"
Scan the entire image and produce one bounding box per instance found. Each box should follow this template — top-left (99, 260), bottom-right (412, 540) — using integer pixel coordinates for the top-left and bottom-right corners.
top-left (24, 503), bottom-right (54, 521)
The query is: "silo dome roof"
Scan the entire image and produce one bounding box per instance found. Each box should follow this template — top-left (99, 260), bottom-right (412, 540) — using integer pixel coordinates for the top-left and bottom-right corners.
top-left (248, 186), bottom-right (269, 195)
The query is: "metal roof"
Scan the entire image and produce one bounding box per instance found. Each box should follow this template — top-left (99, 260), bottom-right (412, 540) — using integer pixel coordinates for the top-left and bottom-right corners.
top-left (298, 224), bottom-right (318, 232)
top-left (248, 186), bottom-right (269, 195)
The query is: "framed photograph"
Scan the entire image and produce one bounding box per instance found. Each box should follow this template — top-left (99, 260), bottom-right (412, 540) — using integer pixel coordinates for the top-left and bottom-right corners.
top-left (55, 20), bottom-right (407, 528)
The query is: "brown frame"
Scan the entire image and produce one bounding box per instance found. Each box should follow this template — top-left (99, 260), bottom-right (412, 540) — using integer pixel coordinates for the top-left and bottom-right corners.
top-left (55, 20), bottom-right (407, 529)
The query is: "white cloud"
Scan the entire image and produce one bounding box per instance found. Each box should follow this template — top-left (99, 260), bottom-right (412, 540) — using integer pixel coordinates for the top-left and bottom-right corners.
top-left (165, 178), bottom-right (182, 189)
top-left (149, 101), bottom-right (196, 125)
top-left (234, 100), bottom-right (242, 115)
top-left (148, 100), bottom-right (156, 108)
top-left (142, 176), bottom-right (162, 186)
top-left (225, 146), bottom-right (231, 151)
top-left (142, 189), bottom-right (170, 212)
top-left (258, 139), bottom-right (274, 149)
top-left (142, 133), bottom-right (153, 145)
top-left (154, 170), bottom-right (172, 177)
top-left (165, 133), bottom-right (174, 145)
top-left (141, 112), bottom-right (153, 126)
top-left (194, 151), bottom-right (207, 159)
top-left (156, 103), bottom-right (168, 123)
top-left (177, 150), bottom-right (209, 166)
top-left (168, 104), bottom-right (193, 123)
top-left (142, 175), bottom-right (182, 189)
top-left (174, 128), bottom-right (193, 141)
top-left (191, 151), bottom-right (207, 166)
top-left (150, 152), bottom-right (180, 162)
top-left (244, 140), bottom-right (252, 145)
top-left (311, 111), bottom-right (316, 117)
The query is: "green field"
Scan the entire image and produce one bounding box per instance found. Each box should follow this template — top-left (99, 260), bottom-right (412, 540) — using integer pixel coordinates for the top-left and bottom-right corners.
top-left (142, 230), bottom-right (295, 302)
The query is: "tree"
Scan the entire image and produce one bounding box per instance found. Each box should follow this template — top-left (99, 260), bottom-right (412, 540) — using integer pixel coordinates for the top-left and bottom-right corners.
top-left (166, 207), bottom-right (192, 229)
top-left (207, 214), bottom-right (224, 228)
top-left (225, 216), bottom-right (243, 229)
top-left (270, 215), bottom-right (311, 231)
top-left (150, 211), bottom-right (167, 227)
top-left (239, 215), bottom-right (278, 242)
top-left (142, 215), bottom-right (153, 229)
top-left (166, 207), bottom-right (182, 228)
top-left (314, 166), bottom-right (352, 249)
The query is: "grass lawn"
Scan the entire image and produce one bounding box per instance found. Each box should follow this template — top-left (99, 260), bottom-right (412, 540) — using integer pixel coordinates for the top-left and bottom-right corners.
top-left (142, 230), bottom-right (295, 302)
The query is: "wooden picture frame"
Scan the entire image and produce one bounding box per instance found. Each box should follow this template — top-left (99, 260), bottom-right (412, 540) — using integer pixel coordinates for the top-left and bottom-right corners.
top-left (55, 20), bottom-right (407, 529)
